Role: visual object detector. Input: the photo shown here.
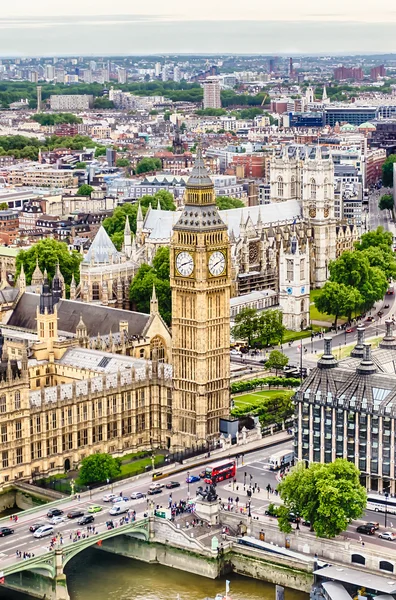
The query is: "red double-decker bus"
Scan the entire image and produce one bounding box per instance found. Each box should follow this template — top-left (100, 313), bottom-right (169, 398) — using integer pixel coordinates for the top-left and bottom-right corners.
top-left (203, 461), bottom-right (236, 484)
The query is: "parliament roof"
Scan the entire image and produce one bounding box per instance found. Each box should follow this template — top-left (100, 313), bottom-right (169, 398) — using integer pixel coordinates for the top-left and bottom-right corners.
top-left (83, 225), bottom-right (121, 264)
top-left (186, 147), bottom-right (213, 188)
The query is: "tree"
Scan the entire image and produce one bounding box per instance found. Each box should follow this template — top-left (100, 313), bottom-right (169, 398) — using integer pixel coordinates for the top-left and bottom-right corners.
top-left (216, 196), bottom-right (245, 210)
top-left (258, 309), bottom-right (286, 346)
top-left (95, 146), bottom-right (107, 157)
top-left (31, 113), bottom-right (82, 126)
top-left (314, 281), bottom-right (362, 327)
top-left (136, 157), bottom-right (162, 174)
top-left (356, 226), bottom-right (393, 253)
top-left (266, 350), bottom-right (289, 375)
top-left (231, 308), bottom-right (259, 347)
top-left (382, 154), bottom-right (396, 187)
top-left (93, 97), bottom-right (114, 109)
top-left (77, 184), bottom-right (94, 197)
top-left (116, 158), bottom-right (130, 168)
top-left (141, 190), bottom-right (176, 211)
top-left (16, 238), bottom-right (82, 291)
top-left (0, 202), bottom-right (8, 210)
top-left (361, 246), bottom-right (396, 280)
top-left (277, 505), bottom-right (292, 534)
top-left (79, 453), bottom-right (121, 485)
top-left (130, 247), bottom-right (171, 325)
top-left (379, 194), bottom-right (394, 211)
top-left (278, 460), bottom-right (367, 538)
top-left (74, 162), bottom-right (86, 169)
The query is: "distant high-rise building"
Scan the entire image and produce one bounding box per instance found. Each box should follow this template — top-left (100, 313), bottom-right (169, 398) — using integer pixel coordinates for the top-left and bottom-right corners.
top-left (118, 68), bottom-right (127, 84)
top-left (36, 86), bottom-right (42, 114)
top-left (306, 86), bottom-right (315, 104)
top-left (173, 66), bottom-right (182, 82)
top-left (269, 58), bottom-right (276, 74)
top-left (44, 64), bottom-right (55, 81)
top-left (155, 62), bottom-right (162, 77)
top-left (89, 60), bottom-right (97, 71)
top-left (162, 65), bottom-right (171, 81)
top-left (370, 65), bottom-right (386, 81)
top-left (333, 66), bottom-right (364, 81)
top-left (50, 94), bottom-right (93, 111)
top-left (30, 71), bottom-right (38, 84)
top-left (203, 77), bottom-right (221, 109)
top-left (289, 57), bottom-right (294, 77)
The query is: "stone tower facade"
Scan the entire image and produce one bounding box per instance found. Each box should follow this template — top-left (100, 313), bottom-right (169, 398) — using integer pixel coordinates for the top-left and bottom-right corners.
top-left (270, 146), bottom-right (336, 287)
top-left (170, 148), bottom-right (231, 448)
top-left (278, 233), bottom-right (310, 330)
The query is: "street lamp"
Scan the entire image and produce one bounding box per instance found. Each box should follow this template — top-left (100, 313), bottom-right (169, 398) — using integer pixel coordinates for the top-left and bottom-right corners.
top-left (385, 491), bottom-right (389, 528)
top-left (187, 470), bottom-right (190, 497)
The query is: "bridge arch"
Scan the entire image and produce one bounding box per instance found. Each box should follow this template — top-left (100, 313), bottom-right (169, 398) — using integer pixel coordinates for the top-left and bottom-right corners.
top-left (62, 525), bottom-right (149, 568)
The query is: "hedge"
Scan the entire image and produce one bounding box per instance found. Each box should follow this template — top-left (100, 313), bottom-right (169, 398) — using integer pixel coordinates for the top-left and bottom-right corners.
top-left (230, 377), bottom-right (300, 394)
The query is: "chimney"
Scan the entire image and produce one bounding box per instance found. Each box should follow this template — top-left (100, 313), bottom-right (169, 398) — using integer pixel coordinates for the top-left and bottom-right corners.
top-left (318, 336), bottom-right (338, 369)
top-left (351, 325), bottom-right (365, 358)
top-left (379, 319), bottom-right (396, 350)
top-left (357, 343), bottom-right (377, 375)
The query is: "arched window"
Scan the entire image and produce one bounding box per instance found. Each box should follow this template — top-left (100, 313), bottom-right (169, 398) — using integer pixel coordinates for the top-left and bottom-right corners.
top-left (0, 394), bottom-right (6, 414)
top-left (380, 561), bottom-right (394, 573)
top-left (277, 176), bottom-right (284, 198)
top-left (92, 282), bottom-right (100, 301)
top-left (300, 299), bottom-right (305, 313)
top-left (310, 178), bottom-right (317, 200)
top-left (150, 336), bottom-right (166, 363)
top-left (14, 391), bottom-right (21, 410)
top-left (291, 176), bottom-right (296, 197)
top-left (351, 554), bottom-right (365, 566)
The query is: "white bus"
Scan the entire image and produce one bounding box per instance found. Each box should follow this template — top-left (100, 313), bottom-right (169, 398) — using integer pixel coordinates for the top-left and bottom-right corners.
top-left (366, 493), bottom-right (396, 514)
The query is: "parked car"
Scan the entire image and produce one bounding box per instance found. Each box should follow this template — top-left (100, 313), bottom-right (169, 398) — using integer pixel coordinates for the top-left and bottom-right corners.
top-left (78, 515), bottom-right (95, 526)
top-left (378, 531), bottom-right (396, 541)
top-left (264, 505), bottom-right (279, 518)
top-left (366, 521), bottom-right (380, 530)
top-left (49, 516), bottom-right (64, 525)
top-left (356, 524), bottom-right (375, 535)
top-left (186, 475), bottom-right (200, 483)
top-left (47, 508), bottom-right (63, 518)
top-left (67, 510), bottom-right (85, 519)
top-left (0, 527), bottom-right (14, 537)
top-left (29, 522), bottom-right (46, 533)
top-left (302, 520), bottom-right (311, 527)
top-left (166, 481), bottom-right (181, 489)
top-left (88, 505), bottom-right (102, 513)
top-left (33, 525), bottom-right (54, 539)
top-left (77, 515), bottom-right (95, 525)
top-left (130, 492), bottom-right (146, 500)
top-left (103, 494), bottom-right (117, 502)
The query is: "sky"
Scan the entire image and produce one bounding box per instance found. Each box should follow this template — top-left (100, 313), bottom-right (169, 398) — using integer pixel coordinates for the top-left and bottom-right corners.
top-left (0, 1), bottom-right (395, 55)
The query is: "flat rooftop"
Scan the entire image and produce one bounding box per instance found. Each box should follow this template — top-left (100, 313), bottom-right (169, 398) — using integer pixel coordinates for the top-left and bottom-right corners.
top-left (314, 566), bottom-right (396, 594)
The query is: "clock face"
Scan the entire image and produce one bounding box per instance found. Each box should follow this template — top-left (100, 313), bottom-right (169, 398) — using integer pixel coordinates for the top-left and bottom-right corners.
top-left (175, 251), bottom-right (194, 277)
top-left (208, 251), bottom-right (226, 277)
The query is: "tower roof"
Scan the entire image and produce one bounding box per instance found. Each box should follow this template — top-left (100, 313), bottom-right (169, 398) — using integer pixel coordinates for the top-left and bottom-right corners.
top-left (83, 225), bottom-right (120, 264)
top-left (186, 146), bottom-right (213, 188)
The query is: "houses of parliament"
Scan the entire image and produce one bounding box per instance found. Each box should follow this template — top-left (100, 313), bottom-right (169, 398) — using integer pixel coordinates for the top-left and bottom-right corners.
top-left (0, 151), bottom-right (231, 487)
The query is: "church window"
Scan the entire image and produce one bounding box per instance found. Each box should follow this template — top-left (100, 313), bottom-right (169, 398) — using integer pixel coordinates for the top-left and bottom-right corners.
top-left (36, 415), bottom-right (41, 433)
top-left (52, 412), bottom-right (57, 429)
top-left (92, 282), bottom-right (100, 301)
top-left (301, 299), bottom-right (305, 313)
top-left (300, 259), bottom-right (305, 280)
top-left (150, 336), bottom-right (166, 362)
top-left (277, 176), bottom-right (284, 197)
top-left (1, 424), bottom-right (7, 442)
top-left (140, 348), bottom-right (145, 359)
top-left (2, 450), bottom-right (8, 468)
top-left (0, 395), bottom-right (6, 413)
top-left (286, 259), bottom-right (294, 281)
top-left (15, 421), bottom-right (21, 440)
top-left (40, 323), bottom-right (44, 338)
top-left (310, 178), bottom-right (317, 200)
top-left (49, 322), bottom-right (54, 338)
top-left (291, 176), bottom-right (296, 197)
top-left (14, 391), bottom-right (20, 411)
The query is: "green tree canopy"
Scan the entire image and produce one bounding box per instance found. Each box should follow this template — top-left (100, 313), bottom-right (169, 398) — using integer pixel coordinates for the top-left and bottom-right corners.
top-left (195, 108), bottom-right (227, 116)
top-left (130, 247), bottom-right (171, 325)
top-left (93, 97), bottom-right (114, 109)
top-left (0, 202), bottom-right (8, 210)
top-left (314, 281), bottom-right (362, 326)
top-left (16, 238), bottom-right (82, 291)
top-left (77, 184), bottom-right (94, 197)
top-left (379, 194), bottom-right (394, 211)
top-left (136, 157), bottom-right (162, 174)
top-left (31, 113), bottom-right (82, 126)
top-left (232, 308), bottom-right (259, 347)
top-left (232, 308), bottom-right (285, 348)
top-left (216, 196), bottom-right (245, 210)
top-left (265, 350), bottom-right (289, 375)
top-left (116, 158), bottom-right (130, 168)
top-left (382, 154), bottom-right (396, 187)
top-left (74, 161), bottom-right (86, 169)
top-left (79, 453), bottom-right (121, 485)
top-left (356, 226), bottom-right (393, 253)
top-left (278, 460), bottom-right (367, 538)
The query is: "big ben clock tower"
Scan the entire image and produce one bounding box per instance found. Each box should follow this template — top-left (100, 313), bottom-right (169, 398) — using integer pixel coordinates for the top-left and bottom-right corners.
top-left (170, 148), bottom-right (231, 448)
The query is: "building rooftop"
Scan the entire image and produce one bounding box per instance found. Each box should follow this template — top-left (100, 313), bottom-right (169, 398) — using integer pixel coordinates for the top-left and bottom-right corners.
top-left (83, 225), bottom-right (121, 264)
top-left (314, 565), bottom-right (396, 594)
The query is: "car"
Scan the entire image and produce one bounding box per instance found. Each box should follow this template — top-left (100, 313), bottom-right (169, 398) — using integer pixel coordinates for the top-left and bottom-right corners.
top-left (366, 521), bottom-right (380, 530)
top-left (33, 525), bottom-right (54, 539)
top-left (29, 522), bottom-right (46, 533)
top-left (112, 496), bottom-right (129, 503)
top-left (345, 328), bottom-right (354, 333)
top-left (149, 482), bottom-right (164, 490)
top-left (103, 494), bottom-right (117, 502)
top-left (88, 505), bottom-right (102, 513)
top-left (264, 506), bottom-right (279, 518)
top-left (302, 520), bottom-right (311, 527)
top-left (198, 471), bottom-right (206, 478)
top-left (378, 311), bottom-right (384, 317)
top-left (49, 516), bottom-right (64, 525)
top-left (288, 512), bottom-right (299, 523)
top-left (166, 481), bottom-right (181, 489)
top-left (78, 515), bottom-right (95, 526)
top-left (47, 508), bottom-right (64, 518)
top-left (365, 316), bottom-right (374, 322)
top-left (148, 488), bottom-right (162, 495)
top-left (0, 527), bottom-right (14, 537)
top-left (378, 531), bottom-right (396, 541)
top-left (130, 492), bottom-right (146, 500)
top-left (385, 304), bottom-right (390, 309)
top-left (356, 524), bottom-right (375, 535)
top-left (186, 475), bottom-right (200, 483)
top-left (67, 509), bottom-right (85, 519)
top-left (204, 477), bottom-right (214, 484)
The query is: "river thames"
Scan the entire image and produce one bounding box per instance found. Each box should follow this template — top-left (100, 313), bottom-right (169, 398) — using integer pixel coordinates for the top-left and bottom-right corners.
top-left (0, 548), bottom-right (308, 600)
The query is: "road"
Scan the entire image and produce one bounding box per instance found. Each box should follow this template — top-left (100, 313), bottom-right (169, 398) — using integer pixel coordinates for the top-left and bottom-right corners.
top-left (1, 440), bottom-right (396, 567)
top-left (368, 187), bottom-right (395, 234)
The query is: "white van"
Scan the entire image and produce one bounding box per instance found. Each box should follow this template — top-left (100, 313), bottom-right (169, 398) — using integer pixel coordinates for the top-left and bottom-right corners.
top-left (109, 501), bottom-right (131, 516)
top-left (33, 525), bottom-right (54, 538)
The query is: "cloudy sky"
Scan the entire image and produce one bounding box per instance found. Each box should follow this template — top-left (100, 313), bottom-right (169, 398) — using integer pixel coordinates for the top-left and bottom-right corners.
top-left (0, 1), bottom-right (395, 54)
